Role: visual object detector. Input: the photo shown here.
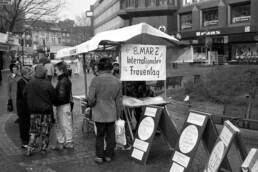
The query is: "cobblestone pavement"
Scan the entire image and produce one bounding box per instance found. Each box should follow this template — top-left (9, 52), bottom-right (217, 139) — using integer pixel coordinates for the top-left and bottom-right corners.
top-left (0, 69), bottom-right (258, 172)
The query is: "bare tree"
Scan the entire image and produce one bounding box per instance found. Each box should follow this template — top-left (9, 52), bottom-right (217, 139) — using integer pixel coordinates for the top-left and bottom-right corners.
top-left (0, 0), bottom-right (65, 33)
top-left (75, 12), bottom-right (90, 27)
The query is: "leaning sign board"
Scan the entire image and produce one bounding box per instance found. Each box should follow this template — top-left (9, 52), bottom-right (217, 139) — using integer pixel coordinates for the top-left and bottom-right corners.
top-left (130, 105), bottom-right (163, 165)
top-left (203, 120), bottom-right (247, 172)
top-left (0, 0), bottom-right (12, 5)
top-left (170, 110), bottom-right (232, 172)
top-left (242, 148), bottom-right (258, 172)
top-left (120, 44), bottom-right (166, 81)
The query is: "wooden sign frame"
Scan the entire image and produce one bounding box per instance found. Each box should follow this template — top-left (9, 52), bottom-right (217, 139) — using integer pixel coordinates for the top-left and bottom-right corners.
top-left (203, 120), bottom-right (247, 172)
top-left (170, 110), bottom-right (232, 172)
top-left (130, 105), bottom-right (179, 165)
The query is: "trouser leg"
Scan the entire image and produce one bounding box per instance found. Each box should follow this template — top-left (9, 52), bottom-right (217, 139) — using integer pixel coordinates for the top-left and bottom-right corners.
top-left (105, 122), bottom-right (116, 158)
top-left (19, 113), bottom-right (30, 145)
top-left (40, 114), bottom-right (52, 151)
top-left (95, 122), bottom-right (106, 158)
top-left (55, 104), bottom-right (73, 144)
top-left (27, 114), bottom-right (41, 148)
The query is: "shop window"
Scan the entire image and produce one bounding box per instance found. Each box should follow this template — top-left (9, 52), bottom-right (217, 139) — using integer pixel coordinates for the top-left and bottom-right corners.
top-left (127, 0), bottom-right (135, 7)
top-left (180, 13), bottom-right (192, 30)
top-left (147, 0), bottom-right (156, 6)
top-left (231, 4), bottom-right (250, 24)
top-left (202, 8), bottom-right (218, 27)
top-left (183, 0), bottom-right (212, 7)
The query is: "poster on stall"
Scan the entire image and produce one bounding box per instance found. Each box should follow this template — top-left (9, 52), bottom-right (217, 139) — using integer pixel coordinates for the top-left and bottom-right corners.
top-left (120, 44), bottom-right (166, 81)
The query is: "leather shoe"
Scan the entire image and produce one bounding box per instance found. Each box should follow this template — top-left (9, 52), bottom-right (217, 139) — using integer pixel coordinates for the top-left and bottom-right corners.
top-left (94, 157), bottom-right (104, 164)
top-left (104, 156), bottom-right (111, 162)
top-left (64, 142), bottom-right (74, 149)
top-left (51, 142), bottom-right (63, 151)
top-left (23, 146), bottom-right (34, 157)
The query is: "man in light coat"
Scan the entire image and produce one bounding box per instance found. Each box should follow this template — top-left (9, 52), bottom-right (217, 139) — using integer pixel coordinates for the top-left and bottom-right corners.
top-left (88, 57), bottom-right (123, 163)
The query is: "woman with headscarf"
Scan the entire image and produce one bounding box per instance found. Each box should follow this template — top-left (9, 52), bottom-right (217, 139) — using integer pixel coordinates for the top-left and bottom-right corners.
top-left (7, 63), bottom-right (21, 123)
top-left (17, 66), bottom-right (33, 148)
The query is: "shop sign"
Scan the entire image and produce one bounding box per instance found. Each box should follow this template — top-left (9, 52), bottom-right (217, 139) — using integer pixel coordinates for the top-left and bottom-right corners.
top-left (196, 30), bottom-right (221, 36)
top-left (0, 44), bottom-right (10, 51)
top-left (204, 20), bottom-right (218, 27)
top-left (233, 16), bottom-right (251, 23)
top-left (0, 0), bottom-right (12, 5)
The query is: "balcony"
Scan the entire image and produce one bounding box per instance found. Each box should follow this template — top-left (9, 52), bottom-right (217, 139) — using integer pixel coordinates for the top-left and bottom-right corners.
top-left (118, 0), bottom-right (178, 19)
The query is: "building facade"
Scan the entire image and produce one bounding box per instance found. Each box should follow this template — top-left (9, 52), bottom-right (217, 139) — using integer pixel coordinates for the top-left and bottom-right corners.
top-left (176, 0), bottom-right (258, 63)
top-left (92, 0), bottom-right (258, 64)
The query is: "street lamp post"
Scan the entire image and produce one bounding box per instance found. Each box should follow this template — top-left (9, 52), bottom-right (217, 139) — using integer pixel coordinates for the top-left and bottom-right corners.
top-left (21, 33), bottom-right (25, 66)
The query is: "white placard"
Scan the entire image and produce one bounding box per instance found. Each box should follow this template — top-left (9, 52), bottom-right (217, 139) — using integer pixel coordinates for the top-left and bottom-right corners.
top-left (131, 148), bottom-right (144, 160)
top-left (187, 112), bottom-right (206, 126)
top-left (170, 162), bottom-right (185, 172)
top-left (121, 44), bottom-right (166, 81)
top-left (172, 151), bottom-right (190, 168)
top-left (144, 107), bottom-right (157, 117)
top-left (179, 125), bottom-right (199, 153)
top-left (207, 141), bottom-right (225, 172)
top-left (138, 117), bottom-right (155, 141)
top-left (220, 126), bottom-right (233, 147)
top-left (133, 138), bottom-right (149, 152)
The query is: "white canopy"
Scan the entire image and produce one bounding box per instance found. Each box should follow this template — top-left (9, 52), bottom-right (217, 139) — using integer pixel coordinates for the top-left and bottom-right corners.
top-left (56, 22), bottom-right (186, 57)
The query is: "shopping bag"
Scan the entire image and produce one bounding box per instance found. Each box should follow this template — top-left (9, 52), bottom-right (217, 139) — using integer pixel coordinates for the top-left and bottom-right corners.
top-left (115, 119), bottom-right (127, 146)
top-left (7, 98), bottom-right (13, 112)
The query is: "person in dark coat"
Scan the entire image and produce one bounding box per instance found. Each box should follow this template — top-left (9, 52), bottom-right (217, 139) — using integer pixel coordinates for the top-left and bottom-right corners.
top-left (17, 66), bottom-right (33, 148)
top-left (7, 63), bottom-right (21, 123)
top-left (23, 65), bottom-right (57, 157)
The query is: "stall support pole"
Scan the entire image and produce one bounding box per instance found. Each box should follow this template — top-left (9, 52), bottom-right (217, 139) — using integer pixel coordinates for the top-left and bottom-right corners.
top-left (82, 53), bottom-right (88, 98)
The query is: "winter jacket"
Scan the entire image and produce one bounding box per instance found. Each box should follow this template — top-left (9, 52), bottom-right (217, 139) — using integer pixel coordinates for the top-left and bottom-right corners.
top-left (55, 73), bottom-right (72, 106)
top-left (24, 77), bottom-right (57, 114)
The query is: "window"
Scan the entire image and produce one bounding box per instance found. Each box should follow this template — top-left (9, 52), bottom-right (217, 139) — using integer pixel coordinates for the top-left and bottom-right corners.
top-left (137, 0), bottom-right (146, 7)
top-left (58, 38), bottom-right (61, 44)
top-left (52, 38), bottom-right (55, 43)
top-left (183, 0), bottom-right (212, 7)
top-left (203, 8), bottom-right (218, 27)
top-left (231, 4), bottom-right (250, 24)
top-left (180, 13), bottom-right (192, 30)
top-left (126, 0), bottom-right (135, 7)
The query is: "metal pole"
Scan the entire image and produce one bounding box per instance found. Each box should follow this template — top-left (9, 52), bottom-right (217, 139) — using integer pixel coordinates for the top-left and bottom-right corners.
top-left (82, 53), bottom-right (88, 98)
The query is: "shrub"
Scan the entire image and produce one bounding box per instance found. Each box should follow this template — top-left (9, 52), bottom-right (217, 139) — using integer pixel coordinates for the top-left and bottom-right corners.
top-left (184, 65), bottom-right (258, 104)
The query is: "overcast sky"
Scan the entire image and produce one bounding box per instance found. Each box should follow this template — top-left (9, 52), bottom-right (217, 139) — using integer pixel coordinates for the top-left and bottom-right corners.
top-left (59, 0), bottom-right (97, 21)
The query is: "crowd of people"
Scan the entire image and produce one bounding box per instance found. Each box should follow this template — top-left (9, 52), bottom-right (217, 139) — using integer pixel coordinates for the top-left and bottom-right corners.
top-left (7, 57), bottom-right (73, 157)
top-left (6, 55), bottom-right (154, 164)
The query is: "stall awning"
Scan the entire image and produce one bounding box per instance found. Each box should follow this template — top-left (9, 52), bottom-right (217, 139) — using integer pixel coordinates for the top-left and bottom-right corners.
top-left (56, 22), bottom-right (188, 57)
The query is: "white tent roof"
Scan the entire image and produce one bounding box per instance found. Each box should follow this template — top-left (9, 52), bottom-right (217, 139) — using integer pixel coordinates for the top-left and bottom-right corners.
top-left (56, 22), bottom-right (187, 57)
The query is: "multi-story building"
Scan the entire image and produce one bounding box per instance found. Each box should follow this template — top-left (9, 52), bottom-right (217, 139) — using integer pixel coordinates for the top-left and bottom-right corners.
top-left (176, 0), bottom-right (258, 63)
top-left (92, 0), bottom-right (258, 64)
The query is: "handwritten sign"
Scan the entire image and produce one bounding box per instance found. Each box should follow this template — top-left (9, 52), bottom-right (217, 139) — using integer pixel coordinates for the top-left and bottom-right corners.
top-left (120, 44), bottom-right (166, 81)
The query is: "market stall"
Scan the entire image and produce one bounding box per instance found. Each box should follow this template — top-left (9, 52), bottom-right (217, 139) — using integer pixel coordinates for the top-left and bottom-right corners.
top-left (57, 22), bottom-right (187, 147)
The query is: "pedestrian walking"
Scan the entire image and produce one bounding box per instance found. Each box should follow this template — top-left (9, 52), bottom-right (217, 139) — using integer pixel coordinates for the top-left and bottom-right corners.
top-left (52, 61), bottom-right (74, 150)
top-left (44, 58), bottom-right (54, 82)
top-left (88, 57), bottom-right (123, 163)
top-left (23, 65), bottom-right (57, 156)
top-left (7, 63), bottom-right (21, 123)
top-left (17, 66), bottom-right (32, 149)
top-left (73, 56), bottom-right (80, 76)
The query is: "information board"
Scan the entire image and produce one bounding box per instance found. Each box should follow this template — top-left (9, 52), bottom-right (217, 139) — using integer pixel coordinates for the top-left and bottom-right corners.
top-left (203, 120), bottom-right (247, 172)
top-left (242, 148), bottom-right (258, 172)
top-left (130, 105), bottom-right (163, 165)
top-left (120, 44), bottom-right (166, 81)
top-left (170, 110), bottom-right (211, 172)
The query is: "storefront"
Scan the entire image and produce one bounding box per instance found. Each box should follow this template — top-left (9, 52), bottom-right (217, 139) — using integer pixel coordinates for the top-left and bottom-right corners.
top-left (0, 32), bottom-right (19, 69)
